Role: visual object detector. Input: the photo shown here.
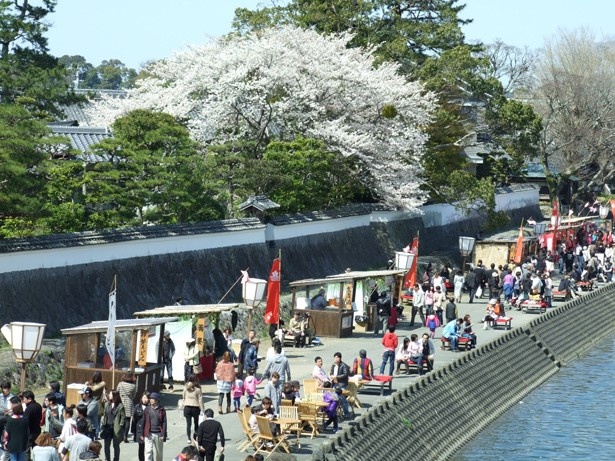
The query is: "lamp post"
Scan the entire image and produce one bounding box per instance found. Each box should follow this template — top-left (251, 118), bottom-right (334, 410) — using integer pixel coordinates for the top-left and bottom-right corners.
top-left (1, 322), bottom-right (46, 391)
top-left (459, 236), bottom-right (476, 272)
top-left (394, 250), bottom-right (415, 298)
top-left (242, 278), bottom-right (267, 334)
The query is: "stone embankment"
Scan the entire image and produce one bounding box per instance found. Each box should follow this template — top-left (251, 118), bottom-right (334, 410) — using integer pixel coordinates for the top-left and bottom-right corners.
top-left (312, 283), bottom-right (615, 461)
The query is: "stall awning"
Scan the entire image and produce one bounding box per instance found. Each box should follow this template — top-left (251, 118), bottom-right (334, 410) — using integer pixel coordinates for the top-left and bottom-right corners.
top-left (61, 317), bottom-right (178, 335)
top-left (289, 270), bottom-right (405, 289)
top-left (133, 304), bottom-right (240, 318)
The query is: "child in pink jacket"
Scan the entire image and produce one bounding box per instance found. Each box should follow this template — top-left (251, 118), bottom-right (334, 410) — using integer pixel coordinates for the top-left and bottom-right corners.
top-left (231, 377), bottom-right (245, 412)
top-left (242, 368), bottom-right (262, 406)
top-left (425, 313), bottom-right (440, 339)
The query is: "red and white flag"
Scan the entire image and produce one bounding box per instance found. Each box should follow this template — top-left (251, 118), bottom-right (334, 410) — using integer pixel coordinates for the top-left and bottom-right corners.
top-left (513, 225), bottom-right (524, 264)
top-left (403, 235), bottom-right (419, 289)
top-left (264, 258), bottom-right (281, 325)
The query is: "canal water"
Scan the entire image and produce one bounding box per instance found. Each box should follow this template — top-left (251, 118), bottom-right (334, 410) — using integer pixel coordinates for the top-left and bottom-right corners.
top-left (455, 335), bottom-right (615, 460)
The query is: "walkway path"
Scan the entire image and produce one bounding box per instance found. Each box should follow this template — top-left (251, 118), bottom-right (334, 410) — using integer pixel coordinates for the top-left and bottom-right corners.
top-left (118, 283), bottom-right (596, 461)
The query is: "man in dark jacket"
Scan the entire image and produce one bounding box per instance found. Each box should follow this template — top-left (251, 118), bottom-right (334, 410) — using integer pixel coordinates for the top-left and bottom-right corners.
top-left (330, 352), bottom-right (351, 418)
top-left (22, 390), bottom-right (42, 448)
top-left (196, 408), bottom-right (225, 461)
top-left (374, 292), bottom-right (391, 335)
top-left (466, 268), bottom-right (477, 303)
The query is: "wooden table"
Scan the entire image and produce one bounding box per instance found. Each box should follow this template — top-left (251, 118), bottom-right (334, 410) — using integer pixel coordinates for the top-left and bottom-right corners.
top-left (275, 418), bottom-right (303, 448)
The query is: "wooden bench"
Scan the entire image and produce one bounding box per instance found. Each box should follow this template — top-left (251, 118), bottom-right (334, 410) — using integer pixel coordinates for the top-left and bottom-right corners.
top-left (440, 336), bottom-right (472, 351)
top-left (491, 316), bottom-right (513, 330)
top-left (576, 281), bottom-right (594, 291)
top-left (551, 290), bottom-right (568, 301)
top-left (399, 358), bottom-right (430, 375)
top-left (356, 375), bottom-right (394, 396)
top-left (520, 300), bottom-right (547, 314)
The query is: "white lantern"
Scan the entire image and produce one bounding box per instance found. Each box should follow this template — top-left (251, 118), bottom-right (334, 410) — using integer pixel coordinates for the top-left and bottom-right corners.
top-left (599, 205), bottom-right (609, 219)
top-left (242, 278), bottom-right (267, 308)
top-left (1, 322), bottom-right (46, 363)
top-left (458, 236), bottom-right (476, 257)
top-left (394, 251), bottom-right (415, 271)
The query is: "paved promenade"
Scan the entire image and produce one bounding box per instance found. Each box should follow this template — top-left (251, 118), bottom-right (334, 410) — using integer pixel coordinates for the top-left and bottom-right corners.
top-left (118, 284), bottom-right (592, 461)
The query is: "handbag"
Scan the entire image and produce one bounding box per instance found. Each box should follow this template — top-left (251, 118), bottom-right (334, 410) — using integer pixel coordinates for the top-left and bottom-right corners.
top-left (177, 399), bottom-right (184, 411)
top-left (193, 363), bottom-right (203, 374)
top-left (100, 424), bottom-right (113, 439)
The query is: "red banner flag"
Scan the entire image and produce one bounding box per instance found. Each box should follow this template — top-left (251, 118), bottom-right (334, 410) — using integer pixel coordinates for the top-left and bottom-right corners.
top-left (610, 199), bottom-right (615, 221)
top-left (264, 258), bottom-right (281, 325)
top-left (403, 236), bottom-right (419, 289)
top-left (513, 225), bottom-right (524, 264)
top-left (550, 199), bottom-right (559, 252)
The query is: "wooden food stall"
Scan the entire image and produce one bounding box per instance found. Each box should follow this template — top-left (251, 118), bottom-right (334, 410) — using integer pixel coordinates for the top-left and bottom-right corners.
top-left (61, 317), bottom-right (177, 406)
top-left (289, 270), bottom-right (405, 336)
top-left (133, 304), bottom-right (240, 381)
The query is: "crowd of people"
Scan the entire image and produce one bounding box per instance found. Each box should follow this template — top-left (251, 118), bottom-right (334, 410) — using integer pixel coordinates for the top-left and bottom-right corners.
top-left (3, 221), bottom-right (610, 461)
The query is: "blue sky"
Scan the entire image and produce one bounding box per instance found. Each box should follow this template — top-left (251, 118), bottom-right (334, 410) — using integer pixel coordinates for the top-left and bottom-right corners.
top-left (46, 0), bottom-right (615, 69)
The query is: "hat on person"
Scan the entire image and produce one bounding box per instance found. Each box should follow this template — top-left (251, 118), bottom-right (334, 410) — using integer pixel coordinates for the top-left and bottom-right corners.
top-left (79, 386), bottom-right (92, 395)
top-left (489, 299), bottom-right (497, 305)
top-left (149, 392), bottom-right (161, 401)
top-left (186, 337), bottom-right (195, 343)
top-left (359, 349), bottom-right (367, 358)
top-left (164, 330), bottom-right (171, 336)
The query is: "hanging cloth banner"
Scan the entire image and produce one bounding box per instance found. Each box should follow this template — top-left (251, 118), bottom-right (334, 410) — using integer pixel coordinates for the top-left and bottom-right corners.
top-left (264, 258), bottom-right (281, 325)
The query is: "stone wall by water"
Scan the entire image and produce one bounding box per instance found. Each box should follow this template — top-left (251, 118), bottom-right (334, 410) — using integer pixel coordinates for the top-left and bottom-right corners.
top-left (312, 283), bottom-right (615, 461)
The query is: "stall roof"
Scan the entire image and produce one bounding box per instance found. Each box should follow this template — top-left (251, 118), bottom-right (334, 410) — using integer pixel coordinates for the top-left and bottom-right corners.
top-left (61, 317), bottom-right (178, 335)
top-left (289, 270), bottom-right (405, 288)
top-left (133, 304), bottom-right (240, 318)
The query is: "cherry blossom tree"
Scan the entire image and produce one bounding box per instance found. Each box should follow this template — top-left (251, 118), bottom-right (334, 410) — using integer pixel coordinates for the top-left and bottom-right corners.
top-left (88, 26), bottom-right (435, 209)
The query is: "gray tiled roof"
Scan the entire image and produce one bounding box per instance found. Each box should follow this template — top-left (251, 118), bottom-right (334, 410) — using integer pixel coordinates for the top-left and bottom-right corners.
top-left (50, 126), bottom-right (113, 163)
top-left (460, 142), bottom-right (510, 164)
top-left (0, 218), bottom-right (264, 254)
top-left (238, 195), bottom-right (280, 212)
top-left (269, 204), bottom-right (371, 225)
top-left (58, 102), bottom-right (94, 125)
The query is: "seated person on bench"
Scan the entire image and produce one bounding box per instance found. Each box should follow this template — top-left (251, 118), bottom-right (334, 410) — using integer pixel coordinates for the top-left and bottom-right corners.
top-left (407, 334), bottom-right (424, 375)
top-left (442, 318), bottom-right (464, 351)
top-left (421, 333), bottom-right (435, 372)
top-left (289, 312), bottom-right (306, 348)
top-left (351, 349), bottom-right (374, 381)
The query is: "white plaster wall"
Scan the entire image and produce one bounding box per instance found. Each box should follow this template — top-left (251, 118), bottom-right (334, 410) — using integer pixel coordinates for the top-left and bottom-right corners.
top-left (0, 188), bottom-right (538, 274)
top-left (0, 228), bottom-right (265, 274)
top-left (268, 214), bottom-right (371, 241)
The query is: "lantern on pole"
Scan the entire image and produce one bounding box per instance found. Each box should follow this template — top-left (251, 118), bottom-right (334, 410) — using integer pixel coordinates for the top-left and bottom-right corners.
top-left (1, 322), bottom-right (46, 391)
top-left (242, 278), bottom-right (267, 333)
top-left (459, 236), bottom-right (476, 271)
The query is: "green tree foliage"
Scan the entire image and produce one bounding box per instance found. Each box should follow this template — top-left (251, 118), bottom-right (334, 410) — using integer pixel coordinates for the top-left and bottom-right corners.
top-left (0, 104), bottom-right (63, 230)
top-left (58, 55), bottom-right (138, 89)
top-left (0, 0), bottom-right (78, 115)
top-left (246, 137), bottom-right (374, 214)
top-left (83, 110), bottom-right (223, 228)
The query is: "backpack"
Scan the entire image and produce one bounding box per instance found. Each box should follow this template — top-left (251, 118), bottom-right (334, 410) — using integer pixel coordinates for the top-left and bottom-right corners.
top-left (428, 318), bottom-right (437, 329)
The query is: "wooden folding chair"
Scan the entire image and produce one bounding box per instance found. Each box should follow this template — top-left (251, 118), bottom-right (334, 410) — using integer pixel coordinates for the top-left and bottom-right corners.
top-left (303, 378), bottom-right (318, 395)
top-left (281, 398), bottom-right (294, 407)
top-left (255, 416), bottom-right (290, 458)
top-left (346, 381), bottom-right (362, 409)
top-left (237, 409), bottom-right (259, 452)
top-left (297, 402), bottom-right (322, 439)
top-left (278, 405), bottom-right (303, 447)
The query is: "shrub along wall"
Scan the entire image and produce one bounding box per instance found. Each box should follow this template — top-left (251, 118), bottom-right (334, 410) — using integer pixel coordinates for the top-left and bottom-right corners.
top-left (312, 283), bottom-right (615, 461)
